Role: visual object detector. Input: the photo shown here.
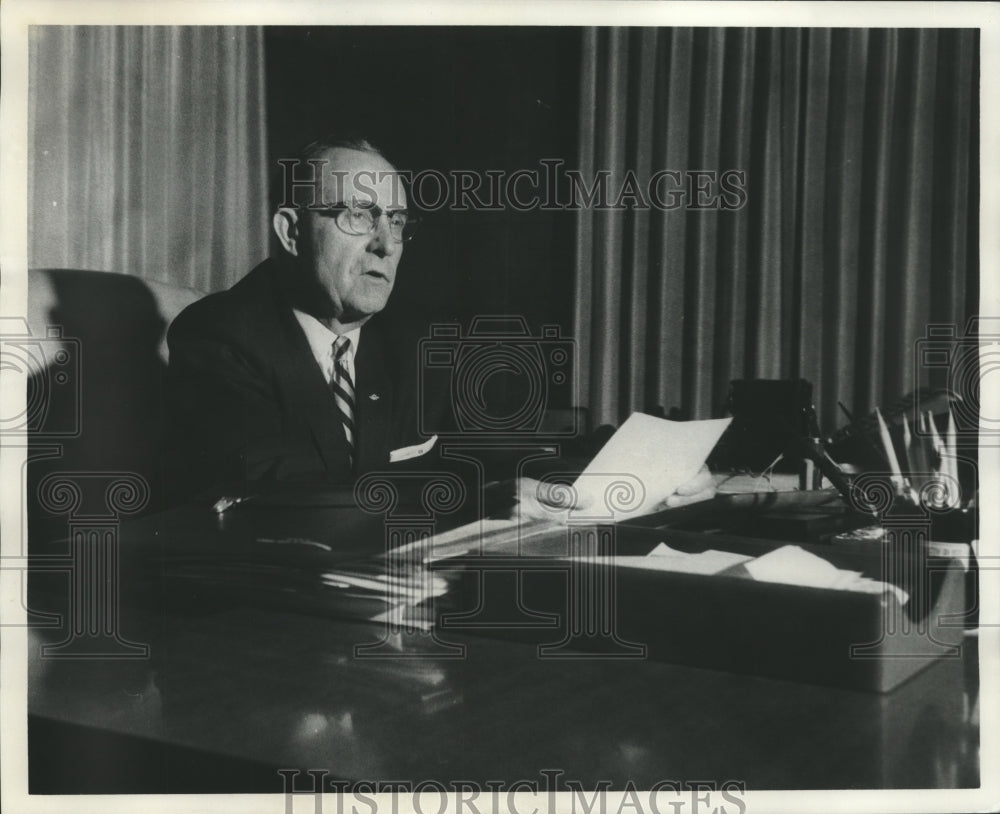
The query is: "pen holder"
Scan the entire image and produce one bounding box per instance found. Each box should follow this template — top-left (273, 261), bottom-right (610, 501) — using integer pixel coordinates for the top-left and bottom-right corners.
top-left (850, 473), bottom-right (976, 543)
top-left (873, 496), bottom-right (976, 550)
top-left (848, 473), bottom-right (976, 617)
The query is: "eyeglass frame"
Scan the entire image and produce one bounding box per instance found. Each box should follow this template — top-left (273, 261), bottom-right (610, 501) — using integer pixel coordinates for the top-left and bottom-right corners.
top-left (310, 198), bottom-right (420, 243)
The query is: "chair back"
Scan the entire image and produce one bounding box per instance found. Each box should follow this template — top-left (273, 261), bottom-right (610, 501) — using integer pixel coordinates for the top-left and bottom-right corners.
top-left (25, 269), bottom-right (205, 543)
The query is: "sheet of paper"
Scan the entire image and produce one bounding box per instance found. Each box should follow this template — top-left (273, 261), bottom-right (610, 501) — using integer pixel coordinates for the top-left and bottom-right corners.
top-left (744, 545), bottom-right (841, 587)
top-left (571, 413), bottom-right (732, 521)
top-left (612, 542), bottom-right (752, 575)
top-left (745, 545), bottom-right (909, 605)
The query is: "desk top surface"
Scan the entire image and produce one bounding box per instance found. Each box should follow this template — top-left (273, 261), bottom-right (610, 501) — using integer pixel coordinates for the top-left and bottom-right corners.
top-left (26, 494), bottom-right (982, 794)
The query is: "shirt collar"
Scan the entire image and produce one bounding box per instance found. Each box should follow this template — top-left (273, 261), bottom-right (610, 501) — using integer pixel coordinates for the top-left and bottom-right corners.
top-left (292, 309), bottom-right (362, 360)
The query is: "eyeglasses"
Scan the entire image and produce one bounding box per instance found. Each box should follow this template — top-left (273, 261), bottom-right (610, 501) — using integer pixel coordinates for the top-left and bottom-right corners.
top-left (315, 200), bottom-right (420, 243)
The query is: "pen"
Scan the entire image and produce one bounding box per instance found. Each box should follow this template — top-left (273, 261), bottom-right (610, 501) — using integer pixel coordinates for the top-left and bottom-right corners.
top-left (943, 408), bottom-right (961, 507)
top-left (907, 413), bottom-right (931, 496)
top-left (900, 413), bottom-right (913, 473)
top-left (874, 408), bottom-right (905, 496)
top-left (927, 410), bottom-right (945, 468)
top-left (898, 414), bottom-right (921, 503)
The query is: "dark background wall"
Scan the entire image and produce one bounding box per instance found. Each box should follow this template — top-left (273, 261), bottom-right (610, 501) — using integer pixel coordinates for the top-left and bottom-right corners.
top-left (265, 27), bottom-right (581, 334)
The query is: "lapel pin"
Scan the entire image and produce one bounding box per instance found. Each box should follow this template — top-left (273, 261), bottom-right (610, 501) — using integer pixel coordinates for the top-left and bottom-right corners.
top-left (369, 393), bottom-right (380, 401)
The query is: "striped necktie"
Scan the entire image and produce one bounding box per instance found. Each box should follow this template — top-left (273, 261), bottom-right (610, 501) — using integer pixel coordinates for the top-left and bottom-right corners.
top-left (331, 335), bottom-right (356, 467)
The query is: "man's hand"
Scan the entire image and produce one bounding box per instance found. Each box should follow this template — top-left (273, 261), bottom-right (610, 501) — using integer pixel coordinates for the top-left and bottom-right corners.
top-left (658, 465), bottom-right (716, 509)
top-left (515, 476), bottom-right (572, 522)
top-left (516, 465), bottom-right (717, 522)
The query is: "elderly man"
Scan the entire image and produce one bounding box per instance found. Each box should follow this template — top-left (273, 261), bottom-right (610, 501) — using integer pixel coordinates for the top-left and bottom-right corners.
top-left (166, 136), bottom-right (430, 500)
top-left (166, 134), bottom-right (714, 508)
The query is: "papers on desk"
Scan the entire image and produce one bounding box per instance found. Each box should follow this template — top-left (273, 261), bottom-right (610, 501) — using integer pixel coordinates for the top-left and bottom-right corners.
top-left (743, 545), bottom-right (910, 605)
top-left (397, 516), bottom-right (564, 562)
top-left (572, 413), bottom-right (732, 521)
top-left (152, 529), bottom-right (459, 630)
top-left (582, 541), bottom-right (909, 604)
top-left (320, 569), bottom-right (450, 602)
top-left (319, 558), bottom-right (454, 629)
top-left (612, 542), bottom-right (752, 575)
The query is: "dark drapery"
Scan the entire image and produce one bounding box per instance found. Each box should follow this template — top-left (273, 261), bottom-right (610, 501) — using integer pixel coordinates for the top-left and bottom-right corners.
top-left (574, 28), bottom-right (978, 433)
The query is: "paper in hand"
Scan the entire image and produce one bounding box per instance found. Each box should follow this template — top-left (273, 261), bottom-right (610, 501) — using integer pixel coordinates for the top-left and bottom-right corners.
top-left (571, 412), bottom-right (732, 521)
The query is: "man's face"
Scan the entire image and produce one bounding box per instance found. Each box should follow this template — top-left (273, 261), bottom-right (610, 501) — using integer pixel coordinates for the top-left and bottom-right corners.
top-left (287, 147), bottom-right (407, 325)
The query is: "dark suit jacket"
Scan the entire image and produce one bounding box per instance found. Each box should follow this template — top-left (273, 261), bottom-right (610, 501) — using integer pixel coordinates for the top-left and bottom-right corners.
top-left (165, 259), bottom-right (434, 501)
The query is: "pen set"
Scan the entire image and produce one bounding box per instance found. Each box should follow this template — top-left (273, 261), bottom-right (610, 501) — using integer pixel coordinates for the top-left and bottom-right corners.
top-left (873, 405), bottom-right (964, 510)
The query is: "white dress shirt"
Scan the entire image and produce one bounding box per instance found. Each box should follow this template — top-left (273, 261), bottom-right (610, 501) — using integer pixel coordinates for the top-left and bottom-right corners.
top-left (292, 310), bottom-right (361, 386)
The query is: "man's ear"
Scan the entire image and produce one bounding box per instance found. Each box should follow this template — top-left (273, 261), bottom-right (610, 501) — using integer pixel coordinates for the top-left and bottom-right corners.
top-left (272, 207), bottom-right (300, 256)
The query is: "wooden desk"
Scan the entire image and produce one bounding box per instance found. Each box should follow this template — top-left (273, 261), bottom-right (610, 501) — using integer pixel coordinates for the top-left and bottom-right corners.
top-left (26, 497), bottom-right (981, 793)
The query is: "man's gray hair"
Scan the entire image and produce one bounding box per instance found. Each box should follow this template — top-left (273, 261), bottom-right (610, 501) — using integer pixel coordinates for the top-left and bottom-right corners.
top-left (270, 132), bottom-right (392, 213)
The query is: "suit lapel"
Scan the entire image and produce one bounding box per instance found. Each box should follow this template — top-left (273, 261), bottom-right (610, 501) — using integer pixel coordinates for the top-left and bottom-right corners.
top-left (267, 286), bottom-right (355, 480)
top-left (259, 263), bottom-right (395, 478)
top-left (354, 323), bottom-right (394, 472)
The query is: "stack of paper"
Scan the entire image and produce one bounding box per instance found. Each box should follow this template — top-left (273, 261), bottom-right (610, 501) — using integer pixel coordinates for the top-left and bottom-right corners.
top-left (320, 567), bottom-right (450, 603)
top-left (743, 545), bottom-right (910, 605)
top-left (396, 516), bottom-right (563, 562)
top-left (610, 542), bottom-right (752, 575)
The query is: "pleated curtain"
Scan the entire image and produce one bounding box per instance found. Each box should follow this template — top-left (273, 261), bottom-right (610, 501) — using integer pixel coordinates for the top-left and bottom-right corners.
top-left (29, 26), bottom-right (269, 292)
top-left (574, 28), bottom-right (978, 433)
